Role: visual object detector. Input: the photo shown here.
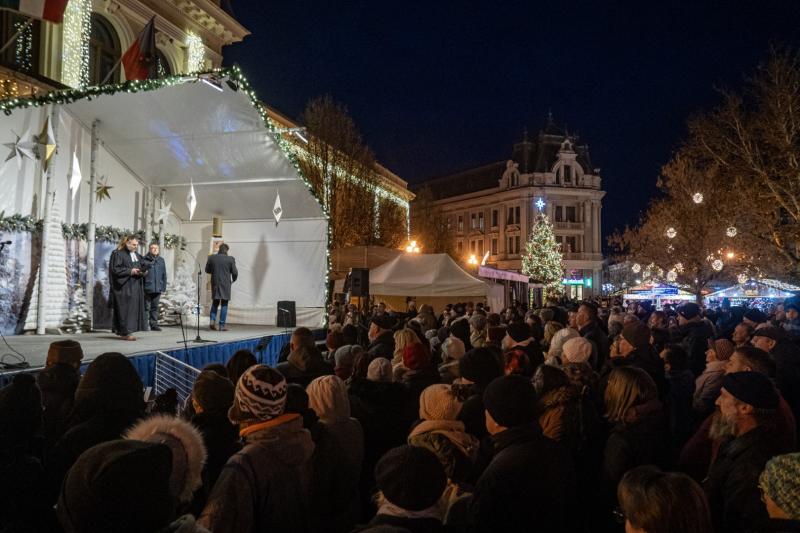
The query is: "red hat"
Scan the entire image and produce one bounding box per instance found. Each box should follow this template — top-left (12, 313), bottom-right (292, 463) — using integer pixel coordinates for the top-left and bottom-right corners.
top-left (403, 343), bottom-right (430, 370)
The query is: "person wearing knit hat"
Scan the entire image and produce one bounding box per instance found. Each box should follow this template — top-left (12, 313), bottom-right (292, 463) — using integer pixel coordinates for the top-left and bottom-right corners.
top-left (402, 342), bottom-right (431, 371)
top-left (547, 328), bottom-right (580, 365)
top-left (759, 452), bottom-right (800, 522)
top-left (501, 322), bottom-right (544, 371)
top-left (365, 445), bottom-right (446, 530)
top-left (458, 347), bottom-right (503, 386)
top-left (367, 357), bottom-right (393, 382)
top-left (561, 336), bottom-right (593, 365)
top-left (367, 314), bottom-right (397, 361)
top-left (0, 373), bottom-right (42, 442)
top-left (46, 339), bottom-right (84, 368)
top-left (705, 371), bottom-right (785, 532)
top-left (693, 339), bottom-right (735, 419)
top-left (620, 321), bottom-right (652, 352)
top-left (439, 336), bottom-right (466, 383)
top-left (743, 308), bottom-right (768, 327)
top-left (192, 370), bottom-right (235, 415)
top-left (469, 313), bottom-right (488, 349)
top-left (471, 375), bottom-right (576, 531)
top-left (332, 344), bottom-right (363, 380)
top-left (200, 364), bottom-right (314, 532)
top-left (674, 302), bottom-right (715, 377)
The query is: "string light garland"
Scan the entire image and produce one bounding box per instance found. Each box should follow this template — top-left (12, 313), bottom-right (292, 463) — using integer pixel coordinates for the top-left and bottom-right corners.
top-left (737, 273), bottom-right (748, 284)
top-left (61, 0), bottom-right (91, 88)
top-left (665, 227), bottom-right (677, 239)
top-left (726, 226), bottom-right (737, 238)
top-left (14, 20), bottom-right (33, 72)
top-left (692, 192), bottom-right (704, 204)
top-left (631, 262), bottom-right (641, 273)
top-left (186, 31), bottom-right (205, 73)
top-left (712, 259), bottom-right (724, 271)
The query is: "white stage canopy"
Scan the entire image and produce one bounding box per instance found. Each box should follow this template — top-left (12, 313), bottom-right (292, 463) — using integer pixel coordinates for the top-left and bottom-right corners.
top-left (0, 68), bottom-right (328, 328)
top-left (371, 253), bottom-right (487, 297)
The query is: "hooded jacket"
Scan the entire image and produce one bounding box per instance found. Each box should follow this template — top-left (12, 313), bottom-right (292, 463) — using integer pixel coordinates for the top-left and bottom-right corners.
top-left (276, 346), bottom-right (333, 388)
top-left (536, 384), bottom-right (582, 451)
top-left (199, 414), bottom-right (314, 533)
top-left (408, 419), bottom-right (479, 484)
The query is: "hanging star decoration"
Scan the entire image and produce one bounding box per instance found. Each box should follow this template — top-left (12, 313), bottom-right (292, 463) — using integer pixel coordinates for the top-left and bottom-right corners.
top-left (69, 151), bottom-right (82, 200)
top-left (273, 191), bottom-right (283, 226)
top-left (34, 116), bottom-right (57, 171)
top-left (186, 184), bottom-right (197, 221)
top-left (93, 175), bottom-right (112, 202)
top-left (156, 201), bottom-right (172, 223)
top-left (3, 129), bottom-right (37, 170)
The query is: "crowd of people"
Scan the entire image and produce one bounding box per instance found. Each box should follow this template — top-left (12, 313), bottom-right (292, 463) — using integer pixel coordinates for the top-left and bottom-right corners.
top-left (2, 296), bottom-right (800, 532)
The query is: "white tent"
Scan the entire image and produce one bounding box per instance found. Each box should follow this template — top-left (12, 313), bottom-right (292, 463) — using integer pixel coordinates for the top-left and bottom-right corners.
top-left (0, 69), bottom-right (327, 329)
top-left (370, 253), bottom-right (487, 312)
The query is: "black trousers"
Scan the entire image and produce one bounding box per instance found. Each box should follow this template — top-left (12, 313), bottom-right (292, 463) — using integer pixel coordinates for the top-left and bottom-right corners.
top-left (145, 292), bottom-right (161, 328)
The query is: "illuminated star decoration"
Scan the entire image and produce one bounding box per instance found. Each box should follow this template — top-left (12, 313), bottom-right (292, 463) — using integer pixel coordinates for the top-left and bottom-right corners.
top-left (35, 116), bottom-right (57, 171)
top-left (273, 191), bottom-right (283, 226)
top-left (93, 175), bottom-right (112, 202)
top-left (3, 130), bottom-right (37, 170)
top-left (69, 151), bottom-right (82, 200)
top-left (156, 201), bottom-right (172, 223)
top-left (535, 198), bottom-right (545, 211)
top-left (186, 184), bottom-right (197, 221)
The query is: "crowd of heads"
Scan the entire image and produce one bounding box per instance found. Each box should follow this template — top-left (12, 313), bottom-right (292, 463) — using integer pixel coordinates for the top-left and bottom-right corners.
top-left (2, 294), bottom-right (800, 532)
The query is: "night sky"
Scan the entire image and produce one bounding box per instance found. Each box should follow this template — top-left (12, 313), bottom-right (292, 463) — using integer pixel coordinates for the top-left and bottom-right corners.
top-left (224, 1), bottom-right (800, 241)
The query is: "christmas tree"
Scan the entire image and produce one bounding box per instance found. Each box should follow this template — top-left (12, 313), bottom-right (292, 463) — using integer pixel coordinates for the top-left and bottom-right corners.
top-left (59, 285), bottom-right (92, 334)
top-left (159, 252), bottom-right (208, 326)
top-left (522, 213), bottom-right (564, 297)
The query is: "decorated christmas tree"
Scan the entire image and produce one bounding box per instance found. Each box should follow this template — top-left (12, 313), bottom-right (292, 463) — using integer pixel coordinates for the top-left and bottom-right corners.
top-left (522, 213), bottom-right (564, 297)
top-left (158, 252), bottom-right (208, 326)
top-left (59, 285), bottom-right (92, 334)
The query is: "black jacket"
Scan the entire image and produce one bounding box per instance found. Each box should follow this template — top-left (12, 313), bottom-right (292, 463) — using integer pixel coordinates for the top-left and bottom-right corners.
top-left (469, 425), bottom-right (575, 532)
top-left (580, 323), bottom-right (610, 371)
top-left (705, 425), bottom-right (788, 533)
top-left (675, 320), bottom-right (714, 376)
top-left (143, 254), bottom-right (167, 294)
top-left (772, 341), bottom-right (800, 425)
top-left (204, 252), bottom-right (238, 301)
top-left (366, 330), bottom-right (395, 361)
top-left (36, 363), bottom-right (79, 451)
top-left (189, 411), bottom-right (242, 516)
top-left (601, 347), bottom-right (668, 400)
top-left (353, 514), bottom-right (445, 533)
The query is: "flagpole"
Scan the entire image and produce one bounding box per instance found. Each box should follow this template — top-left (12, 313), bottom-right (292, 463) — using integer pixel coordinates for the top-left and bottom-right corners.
top-left (0, 17), bottom-right (33, 56)
top-left (100, 58), bottom-right (122, 86)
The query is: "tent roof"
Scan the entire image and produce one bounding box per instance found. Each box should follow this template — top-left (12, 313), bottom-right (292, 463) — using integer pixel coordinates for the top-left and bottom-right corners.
top-left (1, 68), bottom-right (324, 222)
top-left (706, 279), bottom-right (800, 299)
top-left (370, 253), bottom-right (487, 297)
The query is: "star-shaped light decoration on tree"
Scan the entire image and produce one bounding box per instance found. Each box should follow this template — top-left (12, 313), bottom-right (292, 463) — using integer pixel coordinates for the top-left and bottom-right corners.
top-left (93, 175), bottom-right (112, 202)
top-left (273, 191), bottom-right (283, 226)
top-left (69, 151), bottom-right (82, 200)
top-left (156, 202), bottom-right (172, 223)
top-left (3, 130), bottom-right (37, 170)
top-left (34, 116), bottom-right (57, 171)
top-left (535, 198), bottom-right (545, 211)
top-left (186, 184), bottom-right (197, 221)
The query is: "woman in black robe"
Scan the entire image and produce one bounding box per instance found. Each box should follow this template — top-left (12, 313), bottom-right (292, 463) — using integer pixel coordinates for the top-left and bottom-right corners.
top-left (108, 236), bottom-right (147, 340)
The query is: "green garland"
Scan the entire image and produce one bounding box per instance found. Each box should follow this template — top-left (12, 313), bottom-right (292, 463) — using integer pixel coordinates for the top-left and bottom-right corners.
top-left (0, 212), bottom-right (41, 233)
top-left (60, 222), bottom-right (186, 250)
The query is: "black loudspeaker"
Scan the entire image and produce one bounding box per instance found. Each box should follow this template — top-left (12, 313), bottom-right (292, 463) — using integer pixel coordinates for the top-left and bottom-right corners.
top-left (276, 301), bottom-right (296, 327)
top-left (350, 268), bottom-right (369, 296)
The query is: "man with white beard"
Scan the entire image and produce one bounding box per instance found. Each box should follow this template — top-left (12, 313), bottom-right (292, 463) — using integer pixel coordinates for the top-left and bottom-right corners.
top-left (703, 371), bottom-right (787, 533)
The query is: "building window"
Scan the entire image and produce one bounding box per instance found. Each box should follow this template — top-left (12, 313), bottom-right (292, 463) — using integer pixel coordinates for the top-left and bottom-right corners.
top-left (470, 240), bottom-right (476, 253)
top-left (478, 240), bottom-right (484, 256)
top-left (564, 165), bottom-right (572, 183)
top-left (566, 236), bottom-right (576, 253)
top-left (491, 238), bottom-right (498, 255)
top-left (515, 236), bottom-right (520, 254)
top-left (457, 241), bottom-right (463, 254)
top-left (470, 213), bottom-right (476, 229)
top-left (156, 49), bottom-right (172, 77)
top-left (446, 216), bottom-right (452, 230)
top-left (457, 215), bottom-right (463, 231)
top-left (89, 14), bottom-right (121, 85)
top-left (478, 212), bottom-right (484, 231)
top-left (555, 206), bottom-right (563, 222)
top-left (0, 11), bottom-right (40, 73)
top-left (565, 206), bottom-right (576, 222)
top-left (508, 206), bottom-right (519, 225)
top-left (507, 235), bottom-right (520, 255)
top-left (491, 209), bottom-right (498, 227)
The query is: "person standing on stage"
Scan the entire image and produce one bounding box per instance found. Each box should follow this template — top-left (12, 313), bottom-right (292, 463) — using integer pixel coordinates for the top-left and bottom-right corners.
top-left (205, 243), bottom-right (238, 331)
top-left (109, 235), bottom-right (147, 341)
top-left (143, 242), bottom-right (167, 332)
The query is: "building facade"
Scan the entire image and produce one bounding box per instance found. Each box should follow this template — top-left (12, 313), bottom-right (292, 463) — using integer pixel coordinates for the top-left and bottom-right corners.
top-left (415, 119), bottom-right (605, 298)
top-left (0, 0), bottom-right (248, 98)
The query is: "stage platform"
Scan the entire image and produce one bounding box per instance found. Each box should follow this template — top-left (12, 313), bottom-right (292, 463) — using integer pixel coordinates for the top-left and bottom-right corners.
top-left (0, 325), bottom-right (296, 387)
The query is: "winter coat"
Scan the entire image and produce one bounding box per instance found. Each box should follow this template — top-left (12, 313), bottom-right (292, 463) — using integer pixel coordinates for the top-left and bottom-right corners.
top-left (36, 363), bottom-right (79, 450)
top-left (275, 347), bottom-right (333, 388)
top-left (454, 383), bottom-right (489, 440)
top-left (367, 330), bottom-right (396, 361)
top-left (750, 518), bottom-right (800, 532)
top-left (536, 385), bottom-right (582, 452)
top-left (469, 424), bottom-right (575, 532)
top-left (416, 308), bottom-right (439, 332)
top-left (402, 365), bottom-right (441, 423)
top-left (693, 360), bottom-right (726, 419)
top-left (143, 254), bottom-right (167, 294)
top-left (705, 425), bottom-right (789, 533)
top-left (666, 368), bottom-right (695, 451)
top-left (190, 411), bottom-right (242, 515)
top-left (352, 513), bottom-right (445, 533)
top-left (160, 514), bottom-right (211, 533)
top-left (0, 439), bottom-right (58, 533)
top-left (204, 252), bottom-right (238, 301)
top-left (602, 400), bottom-right (669, 501)
top-left (408, 419), bottom-right (479, 483)
top-left (507, 340), bottom-right (544, 371)
top-left (601, 347), bottom-right (668, 400)
top-left (580, 322), bottom-right (610, 371)
top-left (470, 330), bottom-right (488, 349)
top-left (199, 414), bottom-right (314, 533)
top-left (772, 340), bottom-right (800, 426)
top-left (563, 362), bottom-right (601, 405)
top-left (675, 320), bottom-right (714, 376)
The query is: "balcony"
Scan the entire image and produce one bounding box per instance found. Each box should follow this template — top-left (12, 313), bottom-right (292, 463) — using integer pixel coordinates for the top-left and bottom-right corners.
top-left (0, 64), bottom-right (61, 100)
top-left (562, 252), bottom-right (603, 262)
top-left (554, 221), bottom-right (583, 230)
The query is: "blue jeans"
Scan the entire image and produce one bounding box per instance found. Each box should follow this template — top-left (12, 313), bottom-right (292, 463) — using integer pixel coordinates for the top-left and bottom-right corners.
top-left (210, 299), bottom-right (228, 325)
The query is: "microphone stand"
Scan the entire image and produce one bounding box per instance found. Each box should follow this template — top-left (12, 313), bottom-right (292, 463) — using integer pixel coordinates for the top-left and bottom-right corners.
top-left (177, 310), bottom-right (189, 355)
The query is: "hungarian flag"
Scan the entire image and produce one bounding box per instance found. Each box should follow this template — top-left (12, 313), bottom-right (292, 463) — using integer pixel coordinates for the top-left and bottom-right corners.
top-left (122, 16), bottom-right (157, 81)
top-left (0, 0), bottom-right (69, 22)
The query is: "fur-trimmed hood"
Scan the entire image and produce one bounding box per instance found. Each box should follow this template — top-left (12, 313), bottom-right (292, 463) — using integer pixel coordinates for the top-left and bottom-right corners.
top-left (125, 414), bottom-right (207, 503)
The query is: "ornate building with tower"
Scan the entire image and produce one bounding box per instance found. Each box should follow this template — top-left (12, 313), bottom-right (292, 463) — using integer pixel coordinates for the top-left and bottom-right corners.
top-left (414, 118), bottom-right (605, 298)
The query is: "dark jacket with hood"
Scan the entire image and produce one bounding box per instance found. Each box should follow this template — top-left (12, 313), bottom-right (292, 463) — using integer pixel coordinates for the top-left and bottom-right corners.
top-left (772, 340), bottom-right (800, 425)
top-left (366, 330), bottom-right (395, 361)
top-left (276, 346), bottom-right (333, 388)
top-left (189, 411), bottom-right (242, 515)
top-left (676, 320), bottom-right (714, 376)
top-left (601, 347), bottom-right (668, 400)
top-left (580, 322), bottom-right (610, 371)
top-left (36, 363), bottom-right (80, 450)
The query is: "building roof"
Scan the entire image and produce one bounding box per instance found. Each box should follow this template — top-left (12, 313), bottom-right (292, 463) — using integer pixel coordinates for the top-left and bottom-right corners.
top-left (414, 118), bottom-right (595, 200)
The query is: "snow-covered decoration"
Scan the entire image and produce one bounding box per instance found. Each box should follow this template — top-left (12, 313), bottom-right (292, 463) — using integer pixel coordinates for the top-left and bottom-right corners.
top-left (24, 201), bottom-right (69, 331)
top-left (158, 252), bottom-right (207, 326)
top-left (59, 284), bottom-right (91, 333)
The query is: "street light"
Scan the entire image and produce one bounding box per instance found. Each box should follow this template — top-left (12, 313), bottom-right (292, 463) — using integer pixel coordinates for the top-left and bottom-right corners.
top-left (467, 254), bottom-right (478, 265)
top-left (405, 240), bottom-right (421, 253)
top-left (726, 251), bottom-right (735, 259)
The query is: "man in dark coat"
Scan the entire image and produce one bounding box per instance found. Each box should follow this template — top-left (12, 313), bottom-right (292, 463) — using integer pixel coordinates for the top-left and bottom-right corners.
top-left (603, 320), bottom-right (668, 399)
top-left (576, 302), bottom-right (610, 371)
top-left (674, 302), bottom-right (714, 376)
top-left (367, 314), bottom-right (396, 360)
top-left (704, 372), bottom-right (788, 533)
top-left (469, 375), bottom-right (575, 532)
top-left (752, 326), bottom-right (800, 430)
top-left (108, 235), bottom-right (147, 341)
top-left (205, 243), bottom-right (238, 331)
top-left (142, 242), bottom-right (167, 332)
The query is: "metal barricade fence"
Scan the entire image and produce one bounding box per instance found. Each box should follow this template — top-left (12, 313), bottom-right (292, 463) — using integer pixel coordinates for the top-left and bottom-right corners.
top-left (153, 351), bottom-right (201, 413)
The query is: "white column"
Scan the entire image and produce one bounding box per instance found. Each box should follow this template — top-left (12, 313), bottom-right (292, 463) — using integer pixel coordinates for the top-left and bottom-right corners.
top-left (594, 201), bottom-right (602, 254)
top-left (36, 105), bottom-right (59, 335)
top-left (583, 200), bottom-right (591, 253)
top-left (86, 119), bottom-right (99, 331)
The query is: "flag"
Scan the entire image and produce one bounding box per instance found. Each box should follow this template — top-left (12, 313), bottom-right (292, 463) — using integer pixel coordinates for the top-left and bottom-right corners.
top-left (121, 16), bottom-right (157, 81)
top-left (69, 151), bottom-right (81, 200)
top-left (0, 0), bottom-right (68, 23)
top-left (273, 192), bottom-right (282, 226)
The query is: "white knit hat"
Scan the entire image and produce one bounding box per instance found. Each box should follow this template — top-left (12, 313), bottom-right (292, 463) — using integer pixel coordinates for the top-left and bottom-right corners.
top-left (419, 384), bottom-right (462, 421)
top-left (548, 327), bottom-right (579, 360)
top-left (367, 358), bottom-right (393, 382)
top-left (442, 336), bottom-right (466, 362)
top-left (562, 337), bottom-right (593, 364)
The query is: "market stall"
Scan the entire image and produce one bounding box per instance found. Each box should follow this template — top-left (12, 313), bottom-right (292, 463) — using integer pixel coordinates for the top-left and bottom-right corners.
top-left (622, 282), bottom-right (696, 308)
top-left (705, 279), bottom-right (800, 310)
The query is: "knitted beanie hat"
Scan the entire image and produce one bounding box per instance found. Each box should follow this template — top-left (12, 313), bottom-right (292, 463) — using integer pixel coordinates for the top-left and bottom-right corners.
top-left (459, 348), bottom-right (503, 385)
top-left (621, 321), bottom-right (651, 350)
top-left (375, 445), bottom-right (446, 511)
top-left (562, 337), bottom-right (593, 364)
top-left (483, 374), bottom-right (537, 428)
top-left (759, 452), bottom-right (800, 519)
top-left (74, 353), bottom-right (144, 413)
top-left (469, 313), bottom-right (487, 331)
top-left (402, 343), bottom-right (430, 371)
top-left (721, 371), bottom-right (779, 410)
top-left (228, 365), bottom-right (287, 424)
top-left (505, 322), bottom-right (532, 343)
top-left (548, 328), bottom-right (579, 360)
top-left (367, 358), bottom-right (393, 382)
top-left (46, 340), bottom-right (84, 367)
top-left (709, 339), bottom-right (735, 361)
top-left (419, 384), bottom-right (462, 421)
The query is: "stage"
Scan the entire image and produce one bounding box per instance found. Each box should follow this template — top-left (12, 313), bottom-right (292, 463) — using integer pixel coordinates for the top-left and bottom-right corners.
top-left (0, 324), bottom-right (296, 387)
